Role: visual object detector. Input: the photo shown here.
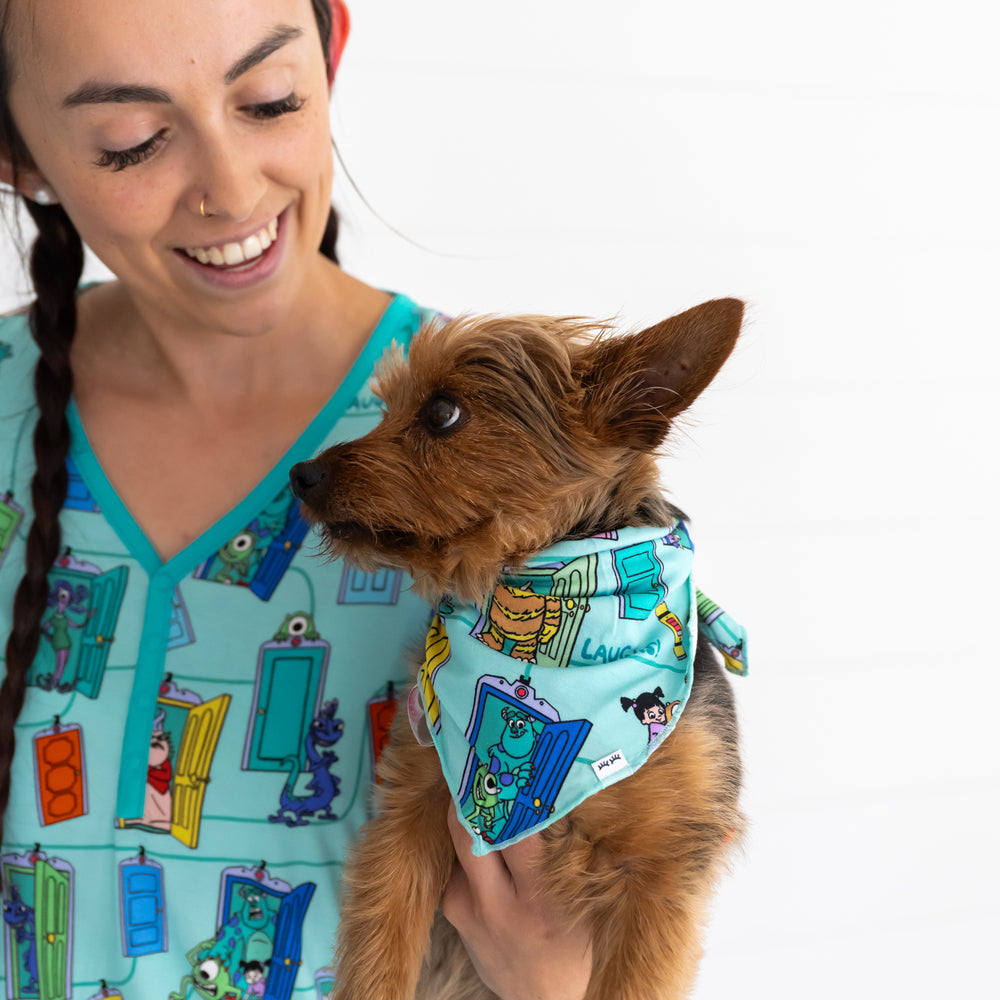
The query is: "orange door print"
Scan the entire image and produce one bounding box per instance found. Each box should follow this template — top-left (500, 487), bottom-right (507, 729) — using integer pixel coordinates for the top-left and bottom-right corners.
top-left (33, 721), bottom-right (88, 826)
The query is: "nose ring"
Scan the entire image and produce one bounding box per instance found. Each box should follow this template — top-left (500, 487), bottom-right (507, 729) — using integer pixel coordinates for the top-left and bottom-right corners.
top-left (200, 196), bottom-right (213, 218)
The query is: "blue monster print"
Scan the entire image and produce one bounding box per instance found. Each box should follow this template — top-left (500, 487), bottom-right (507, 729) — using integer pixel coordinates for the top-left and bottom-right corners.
top-left (268, 700), bottom-right (344, 826)
top-left (3, 885), bottom-right (39, 994)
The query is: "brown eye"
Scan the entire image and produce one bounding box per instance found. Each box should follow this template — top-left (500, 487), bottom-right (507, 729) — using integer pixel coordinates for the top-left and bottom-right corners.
top-left (420, 393), bottom-right (465, 436)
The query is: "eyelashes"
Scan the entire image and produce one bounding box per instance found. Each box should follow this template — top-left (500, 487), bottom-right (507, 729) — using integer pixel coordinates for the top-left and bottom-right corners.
top-left (95, 131), bottom-right (167, 172)
top-left (248, 93), bottom-right (306, 120)
top-left (94, 93), bottom-right (308, 171)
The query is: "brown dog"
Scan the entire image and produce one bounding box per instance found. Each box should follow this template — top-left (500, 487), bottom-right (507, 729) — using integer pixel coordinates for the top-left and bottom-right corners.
top-left (290, 298), bottom-right (746, 1000)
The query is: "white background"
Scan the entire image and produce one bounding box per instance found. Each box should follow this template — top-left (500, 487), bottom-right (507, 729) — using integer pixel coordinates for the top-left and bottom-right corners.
top-left (3, 1), bottom-right (998, 995)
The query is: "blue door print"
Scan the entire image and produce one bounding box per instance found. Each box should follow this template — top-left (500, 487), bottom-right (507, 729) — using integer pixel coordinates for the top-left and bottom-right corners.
top-left (456, 676), bottom-right (591, 848)
top-left (63, 456), bottom-right (100, 513)
top-left (249, 505), bottom-right (311, 602)
top-left (500, 719), bottom-right (592, 842)
top-left (118, 854), bottom-right (166, 956)
top-left (264, 882), bottom-right (316, 1000)
top-left (337, 567), bottom-right (403, 605)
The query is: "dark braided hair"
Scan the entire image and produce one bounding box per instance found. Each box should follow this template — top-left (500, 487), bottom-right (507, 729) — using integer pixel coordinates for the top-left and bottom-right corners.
top-left (0, 0), bottom-right (342, 871)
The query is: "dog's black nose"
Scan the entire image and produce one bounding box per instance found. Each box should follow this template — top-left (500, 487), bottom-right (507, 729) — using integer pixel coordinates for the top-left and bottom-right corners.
top-left (289, 460), bottom-right (327, 501)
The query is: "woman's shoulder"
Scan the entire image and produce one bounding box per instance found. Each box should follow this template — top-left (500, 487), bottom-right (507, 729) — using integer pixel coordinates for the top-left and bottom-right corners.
top-left (380, 292), bottom-right (446, 349)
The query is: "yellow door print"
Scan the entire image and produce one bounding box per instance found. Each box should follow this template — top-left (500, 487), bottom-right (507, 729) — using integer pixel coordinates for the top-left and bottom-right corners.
top-left (419, 615), bottom-right (451, 734)
top-left (171, 694), bottom-right (231, 848)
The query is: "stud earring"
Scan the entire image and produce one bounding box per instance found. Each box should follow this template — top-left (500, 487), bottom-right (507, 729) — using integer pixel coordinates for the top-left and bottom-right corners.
top-left (32, 187), bottom-right (56, 206)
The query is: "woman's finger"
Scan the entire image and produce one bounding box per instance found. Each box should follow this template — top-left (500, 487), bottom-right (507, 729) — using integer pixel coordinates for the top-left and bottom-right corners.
top-left (494, 823), bottom-right (546, 899)
top-left (446, 800), bottom-right (513, 905)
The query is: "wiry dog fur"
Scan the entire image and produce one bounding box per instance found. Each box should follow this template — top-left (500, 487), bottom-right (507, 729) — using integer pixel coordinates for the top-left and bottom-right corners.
top-left (290, 298), bottom-right (746, 1000)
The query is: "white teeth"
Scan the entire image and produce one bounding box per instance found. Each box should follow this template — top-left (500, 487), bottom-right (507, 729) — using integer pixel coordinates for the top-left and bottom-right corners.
top-left (243, 234), bottom-right (263, 259)
top-left (185, 217), bottom-right (278, 268)
top-left (222, 242), bottom-right (244, 266)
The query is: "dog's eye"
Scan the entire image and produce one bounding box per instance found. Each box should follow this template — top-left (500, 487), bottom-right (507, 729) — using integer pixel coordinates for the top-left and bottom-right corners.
top-left (419, 393), bottom-right (465, 436)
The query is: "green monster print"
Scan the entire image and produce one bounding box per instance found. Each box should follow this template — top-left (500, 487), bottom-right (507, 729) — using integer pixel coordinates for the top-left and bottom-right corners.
top-left (169, 941), bottom-right (241, 1000)
top-left (213, 531), bottom-right (260, 583)
top-left (272, 612), bottom-right (320, 642)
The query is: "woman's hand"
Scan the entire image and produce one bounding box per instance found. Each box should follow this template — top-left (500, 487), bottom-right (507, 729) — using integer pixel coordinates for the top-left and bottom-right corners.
top-left (442, 803), bottom-right (592, 1000)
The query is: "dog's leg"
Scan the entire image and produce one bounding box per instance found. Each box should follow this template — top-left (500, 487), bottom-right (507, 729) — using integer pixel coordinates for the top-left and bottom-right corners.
top-left (546, 654), bottom-right (743, 1000)
top-left (332, 702), bottom-right (455, 1000)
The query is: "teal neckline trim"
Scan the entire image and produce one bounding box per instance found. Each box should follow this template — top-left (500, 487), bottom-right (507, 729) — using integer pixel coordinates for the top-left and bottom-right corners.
top-left (91, 291), bottom-right (423, 820)
top-left (66, 292), bottom-right (419, 584)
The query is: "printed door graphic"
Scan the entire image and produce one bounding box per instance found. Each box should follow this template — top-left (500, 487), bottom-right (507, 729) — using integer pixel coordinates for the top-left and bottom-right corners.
top-left (171, 694), bottom-right (231, 848)
top-left (337, 566), bottom-right (403, 605)
top-left (314, 968), bottom-right (336, 1000)
top-left (118, 854), bottom-right (166, 956)
top-left (166, 588), bottom-right (195, 651)
top-left (264, 883), bottom-right (316, 1000)
top-left (366, 687), bottom-right (398, 784)
top-left (500, 720), bottom-right (592, 842)
top-left (248, 505), bottom-right (311, 602)
top-left (63, 457), bottom-right (99, 513)
top-left (458, 676), bottom-right (592, 847)
top-left (1, 850), bottom-right (74, 1000)
top-left (612, 540), bottom-right (664, 620)
top-left (242, 640), bottom-right (329, 772)
top-left (0, 492), bottom-right (24, 572)
top-left (75, 567), bottom-right (129, 698)
top-left (35, 861), bottom-right (71, 1000)
top-left (27, 564), bottom-right (128, 699)
top-left (517, 553), bottom-right (598, 668)
top-left (32, 723), bottom-right (87, 826)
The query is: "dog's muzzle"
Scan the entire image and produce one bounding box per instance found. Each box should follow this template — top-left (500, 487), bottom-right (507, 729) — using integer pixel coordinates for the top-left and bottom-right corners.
top-left (289, 459), bottom-right (328, 503)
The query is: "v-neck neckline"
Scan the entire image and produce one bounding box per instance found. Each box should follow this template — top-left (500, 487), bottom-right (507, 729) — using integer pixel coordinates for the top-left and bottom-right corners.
top-left (65, 292), bottom-right (416, 584)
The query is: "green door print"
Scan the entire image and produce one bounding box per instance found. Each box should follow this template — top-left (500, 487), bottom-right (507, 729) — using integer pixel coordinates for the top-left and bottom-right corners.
top-left (612, 540), bottom-right (664, 620)
top-left (0, 850), bottom-right (73, 1000)
top-left (518, 553), bottom-right (598, 669)
top-left (242, 639), bottom-right (330, 772)
top-left (0, 491), bottom-right (24, 572)
top-left (34, 860), bottom-right (71, 1000)
top-left (75, 566), bottom-right (129, 699)
top-left (27, 563), bottom-right (128, 699)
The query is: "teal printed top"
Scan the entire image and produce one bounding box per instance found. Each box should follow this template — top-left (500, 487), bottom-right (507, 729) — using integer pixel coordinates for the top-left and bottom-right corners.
top-left (415, 524), bottom-right (747, 857)
top-left (0, 293), bottom-right (436, 1000)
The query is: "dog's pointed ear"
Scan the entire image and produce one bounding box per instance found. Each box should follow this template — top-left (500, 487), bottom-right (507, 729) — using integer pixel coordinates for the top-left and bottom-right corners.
top-left (579, 298), bottom-right (744, 449)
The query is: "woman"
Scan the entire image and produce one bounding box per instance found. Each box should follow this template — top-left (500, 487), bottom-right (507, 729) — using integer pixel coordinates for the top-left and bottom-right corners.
top-left (0, 1), bottom-right (591, 997)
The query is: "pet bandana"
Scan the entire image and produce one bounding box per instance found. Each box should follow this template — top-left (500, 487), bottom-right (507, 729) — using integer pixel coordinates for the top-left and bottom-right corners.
top-left (413, 521), bottom-right (747, 856)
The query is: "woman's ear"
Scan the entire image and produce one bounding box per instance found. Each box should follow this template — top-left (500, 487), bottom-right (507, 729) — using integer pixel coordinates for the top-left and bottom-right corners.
top-left (0, 148), bottom-right (58, 205)
top-left (0, 143), bottom-right (19, 191)
top-left (328, 0), bottom-right (351, 87)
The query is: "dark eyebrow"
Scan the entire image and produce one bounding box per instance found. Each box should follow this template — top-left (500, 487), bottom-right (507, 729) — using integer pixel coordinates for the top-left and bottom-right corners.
top-left (62, 24), bottom-right (305, 108)
top-left (223, 24), bottom-right (304, 85)
top-left (63, 83), bottom-right (170, 108)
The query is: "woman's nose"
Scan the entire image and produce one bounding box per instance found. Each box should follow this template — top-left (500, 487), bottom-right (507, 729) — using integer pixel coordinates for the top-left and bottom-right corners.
top-left (193, 130), bottom-right (268, 222)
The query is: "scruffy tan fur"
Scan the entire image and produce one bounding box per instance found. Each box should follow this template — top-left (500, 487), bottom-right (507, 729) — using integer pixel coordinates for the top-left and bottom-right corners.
top-left (291, 299), bottom-right (746, 1000)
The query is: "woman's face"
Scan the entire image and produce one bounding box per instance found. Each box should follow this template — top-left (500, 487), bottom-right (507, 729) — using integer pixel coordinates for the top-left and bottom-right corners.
top-left (5, 0), bottom-right (336, 338)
